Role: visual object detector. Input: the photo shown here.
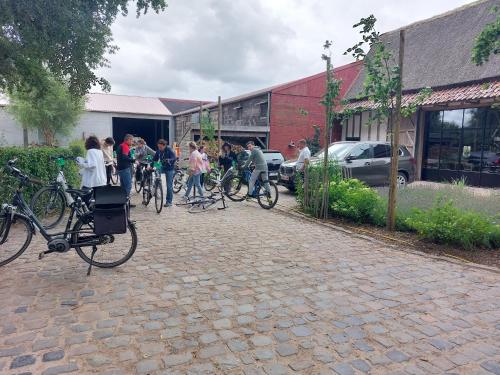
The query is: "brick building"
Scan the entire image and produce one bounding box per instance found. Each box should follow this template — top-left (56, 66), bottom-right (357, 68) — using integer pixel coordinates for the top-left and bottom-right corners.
top-left (173, 61), bottom-right (362, 160)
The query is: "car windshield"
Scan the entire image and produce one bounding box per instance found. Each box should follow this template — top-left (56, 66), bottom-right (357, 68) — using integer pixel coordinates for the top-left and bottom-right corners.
top-left (314, 143), bottom-right (353, 160)
top-left (264, 152), bottom-right (284, 161)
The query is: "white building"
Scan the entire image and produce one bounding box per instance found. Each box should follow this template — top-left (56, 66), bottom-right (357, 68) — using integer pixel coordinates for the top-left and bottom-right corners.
top-left (0, 93), bottom-right (174, 147)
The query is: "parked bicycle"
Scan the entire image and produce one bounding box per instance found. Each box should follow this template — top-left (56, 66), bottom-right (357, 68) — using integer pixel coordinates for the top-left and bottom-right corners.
top-left (177, 167), bottom-right (235, 213)
top-left (141, 161), bottom-right (163, 214)
top-left (134, 157), bottom-right (152, 193)
top-left (0, 159), bottom-right (137, 275)
top-left (30, 156), bottom-right (79, 229)
top-left (203, 165), bottom-right (221, 192)
top-left (226, 167), bottom-right (279, 209)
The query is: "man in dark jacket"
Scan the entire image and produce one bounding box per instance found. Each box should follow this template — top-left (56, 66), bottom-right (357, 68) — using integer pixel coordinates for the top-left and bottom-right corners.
top-left (153, 139), bottom-right (177, 207)
top-left (117, 134), bottom-right (135, 206)
top-left (218, 142), bottom-right (237, 174)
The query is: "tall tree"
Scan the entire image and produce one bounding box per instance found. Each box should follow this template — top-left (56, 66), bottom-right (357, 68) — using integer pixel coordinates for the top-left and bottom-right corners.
top-left (7, 74), bottom-right (84, 146)
top-left (472, 5), bottom-right (499, 65)
top-left (0, 0), bottom-right (167, 96)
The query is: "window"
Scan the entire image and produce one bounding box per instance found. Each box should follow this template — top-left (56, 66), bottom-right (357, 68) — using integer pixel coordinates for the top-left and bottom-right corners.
top-left (373, 144), bottom-right (391, 158)
top-left (191, 113), bottom-right (199, 124)
top-left (259, 102), bottom-right (268, 118)
top-left (347, 143), bottom-right (372, 160)
top-left (236, 106), bottom-right (242, 121)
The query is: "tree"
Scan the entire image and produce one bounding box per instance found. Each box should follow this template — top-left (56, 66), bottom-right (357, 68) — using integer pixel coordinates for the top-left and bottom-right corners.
top-left (472, 6), bottom-right (499, 65)
top-left (345, 16), bottom-right (431, 231)
top-left (7, 74), bottom-right (84, 146)
top-left (0, 0), bottom-right (167, 96)
top-left (306, 125), bottom-right (321, 155)
top-left (320, 41), bottom-right (343, 220)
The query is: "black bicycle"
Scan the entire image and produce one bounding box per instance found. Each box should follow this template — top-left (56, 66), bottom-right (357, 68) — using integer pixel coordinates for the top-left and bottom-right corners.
top-left (226, 168), bottom-right (279, 209)
top-left (30, 156), bottom-right (78, 229)
top-left (141, 161), bottom-right (163, 214)
top-left (0, 159), bottom-right (137, 274)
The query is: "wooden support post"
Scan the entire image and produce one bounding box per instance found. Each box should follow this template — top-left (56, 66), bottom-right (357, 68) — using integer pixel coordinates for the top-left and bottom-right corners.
top-left (303, 158), bottom-right (310, 208)
top-left (218, 96), bottom-right (222, 151)
top-left (387, 29), bottom-right (405, 231)
top-left (199, 102), bottom-right (203, 144)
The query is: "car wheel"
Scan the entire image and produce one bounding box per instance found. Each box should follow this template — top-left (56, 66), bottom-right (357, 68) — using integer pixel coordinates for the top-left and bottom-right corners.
top-left (397, 172), bottom-right (408, 188)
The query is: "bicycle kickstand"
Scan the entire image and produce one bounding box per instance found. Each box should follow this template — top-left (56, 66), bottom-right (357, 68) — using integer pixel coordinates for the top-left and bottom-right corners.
top-left (87, 245), bottom-right (97, 276)
top-left (218, 189), bottom-right (228, 210)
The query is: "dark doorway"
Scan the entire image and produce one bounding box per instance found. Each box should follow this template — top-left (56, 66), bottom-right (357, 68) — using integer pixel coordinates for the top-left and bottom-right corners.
top-left (112, 117), bottom-right (169, 148)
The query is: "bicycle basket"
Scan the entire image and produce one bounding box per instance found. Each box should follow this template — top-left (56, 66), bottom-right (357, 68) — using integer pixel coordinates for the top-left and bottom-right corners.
top-left (93, 186), bottom-right (128, 235)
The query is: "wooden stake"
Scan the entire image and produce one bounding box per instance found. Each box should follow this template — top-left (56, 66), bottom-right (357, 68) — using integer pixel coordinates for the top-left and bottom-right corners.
top-left (199, 102), bottom-right (203, 144)
top-left (218, 96), bottom-right (222, 151)
top-left (387, 29), bottom-right (405, 231)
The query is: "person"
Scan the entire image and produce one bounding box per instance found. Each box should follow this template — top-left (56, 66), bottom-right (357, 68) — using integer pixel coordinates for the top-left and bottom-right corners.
top-left (296, 139), bottom-right (311, 173)
top-left (117, 134), bottom-right (135, 206)
top-left (199, 145), bottom-right (210, 185)
top-left (102, 137), bottom-right (115, 185)
top-left (243, 141), bottom-right (270, 198)
top-left (153, 139), bottom-right (177, 207)
top-left (219, 142), bottom-right (237, 174)
top-left (182, 141), bottom-right (204, 201)
top-left (134, 138), bottom-right (148, 181)
top-left (76, 136), bottom-right (107, 205)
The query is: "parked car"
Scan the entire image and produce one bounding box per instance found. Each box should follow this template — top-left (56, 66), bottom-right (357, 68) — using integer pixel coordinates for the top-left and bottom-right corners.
top-left (239, 149), bottom-right (285, 180)
top-left (279, 141), bottom-right (416, 190)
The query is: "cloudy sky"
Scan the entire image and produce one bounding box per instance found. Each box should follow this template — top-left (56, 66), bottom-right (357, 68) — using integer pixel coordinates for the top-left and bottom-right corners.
top-left (96, 0), bottom-right (473, 100)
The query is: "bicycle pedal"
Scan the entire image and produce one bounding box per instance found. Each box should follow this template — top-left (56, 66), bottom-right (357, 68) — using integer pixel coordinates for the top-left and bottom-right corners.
top-left (38, 252), bottom-right (44, 260)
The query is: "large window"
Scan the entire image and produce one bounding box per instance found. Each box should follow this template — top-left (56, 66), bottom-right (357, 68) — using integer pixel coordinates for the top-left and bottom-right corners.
top-left (423, 107), bottom-right (500, 187)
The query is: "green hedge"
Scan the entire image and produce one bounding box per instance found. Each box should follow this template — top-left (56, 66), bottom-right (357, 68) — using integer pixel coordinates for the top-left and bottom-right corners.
top-left (0, 146), bottom-right (81, 204)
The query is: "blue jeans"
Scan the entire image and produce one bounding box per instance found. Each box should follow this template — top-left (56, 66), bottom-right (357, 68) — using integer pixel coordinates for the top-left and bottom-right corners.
top-left (118, 168), bottom-right (132, 197)
top-left (185, 173), bottom-right (204, 198)
top-left (163, 168), bottom-right (175, 204)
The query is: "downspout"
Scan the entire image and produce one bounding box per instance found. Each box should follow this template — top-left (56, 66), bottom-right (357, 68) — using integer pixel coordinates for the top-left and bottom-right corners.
top-left (414, 107), bottom-right (422, 180)
top-left (266, 92), bottom-right (271, 148)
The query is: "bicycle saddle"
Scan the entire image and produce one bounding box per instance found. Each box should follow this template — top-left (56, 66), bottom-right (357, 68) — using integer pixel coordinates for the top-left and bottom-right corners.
top-left (66, 188), bottom-right (92, 197)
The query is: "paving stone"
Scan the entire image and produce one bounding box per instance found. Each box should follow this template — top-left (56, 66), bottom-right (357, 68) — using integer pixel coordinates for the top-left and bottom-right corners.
top-left (10, 355), bottom-right (36, 369)
top-left (289, 360), bottom-right (314, 371)
top-left (87, 354), bottom-right (113, 367)
top-left (41, 363), bottom-right (79, 375)
top-left (238, 315), bottom-right (256, 325)
top-left (0, 346), bottom-right (25, 357)
top-left (199, 332), bottom-right (219, 345)
top-left (350, 359), bottom-right (370, 373)
top-left (213, 318), bottom-right (232, 330)
top-left (255, 349), bottom-right (274, 360)
top-left (276, 343), bottom-right (298, 357)
top-left (186, 362), bottom-right (216, 374)
top-left (429, 338), bottom-right (454, 351)
top-left (251, 335), bottom-right (273, 347)
top-left (198, 345), bottom-right (227, 359)
top-left (163, 353), bottom-right (193, 367)
top-left (33, 338), bottom-right (58, 351)
top-left (273, 331), bottom-right (290, 343)
top-left (481, 361), bottom-right (500, 375)
top-left (386, 350), bottom-right (411, 363)
top-left (290, 326), bottom-right (312, 337)
top-left (215, 354), bottom-right (241, 370)
top-left (314, 347), bottom-right (335, 363)
top-left (263, 363), bottom-right (289, 375)
top-left (42, 350), bottom-right (65, 362)
top-left (68, 344), bottom-right (97, 356)
top-left (331, 363), bottom-right (355, 375)
top-left (228, 339), bottom-right (249, 352)
top-left (136, 359), bottom-right (160, 374)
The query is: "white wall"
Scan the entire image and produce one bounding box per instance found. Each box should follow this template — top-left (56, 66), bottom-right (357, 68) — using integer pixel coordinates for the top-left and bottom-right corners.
top-left (0, 108), bottom-right (172, 146)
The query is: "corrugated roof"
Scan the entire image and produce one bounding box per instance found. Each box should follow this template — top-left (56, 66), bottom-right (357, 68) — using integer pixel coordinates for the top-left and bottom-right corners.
top-left (346, 0), bottom-right (500, 99)
top-left (160, 98), bottom-right (213, 114)
top-left (86, 93), bottom-right (172, 116)
top-left (174, 61), bottom-right (363, 116)
top-left (343, 80), bottom-right (500, 110)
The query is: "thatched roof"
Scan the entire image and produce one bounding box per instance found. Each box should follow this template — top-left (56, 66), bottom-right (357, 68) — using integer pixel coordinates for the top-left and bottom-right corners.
top-left (346, 0), bottom-right (500, 100)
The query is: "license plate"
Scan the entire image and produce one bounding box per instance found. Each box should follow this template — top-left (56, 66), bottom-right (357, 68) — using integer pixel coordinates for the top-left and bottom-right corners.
top-left (280, 175), bottom-right (289, 181)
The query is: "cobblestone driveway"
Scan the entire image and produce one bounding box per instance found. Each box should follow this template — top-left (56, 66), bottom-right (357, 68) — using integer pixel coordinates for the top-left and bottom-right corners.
top-left (0, 192), bottom-right (499, 375)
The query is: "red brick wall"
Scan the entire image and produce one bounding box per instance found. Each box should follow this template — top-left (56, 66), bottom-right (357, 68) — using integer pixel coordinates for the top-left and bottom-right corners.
top-left (268, 61), bottom-right (362, 160)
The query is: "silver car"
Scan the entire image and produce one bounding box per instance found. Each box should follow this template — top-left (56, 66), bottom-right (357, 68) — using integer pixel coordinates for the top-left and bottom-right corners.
top-left (279, 141), bottom-right (416, 190)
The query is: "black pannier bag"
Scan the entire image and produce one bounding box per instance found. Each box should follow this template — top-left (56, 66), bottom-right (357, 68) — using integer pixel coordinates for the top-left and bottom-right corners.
top-left (93, 186), bottom-right (128, 235)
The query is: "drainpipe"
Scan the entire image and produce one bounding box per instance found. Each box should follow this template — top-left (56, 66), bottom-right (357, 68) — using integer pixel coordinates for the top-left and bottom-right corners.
top-left (414, 108), bottom-right (422, 180)
top-left (266, 92), bottom-right (271, 148)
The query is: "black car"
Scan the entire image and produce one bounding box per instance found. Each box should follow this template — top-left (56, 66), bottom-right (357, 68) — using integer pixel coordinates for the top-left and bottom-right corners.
top-left (240, 149), bottom-right (285, 180)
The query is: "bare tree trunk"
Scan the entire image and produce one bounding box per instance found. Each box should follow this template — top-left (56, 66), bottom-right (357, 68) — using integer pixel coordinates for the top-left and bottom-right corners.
top-left (387, 29), bottom-right (405, 231)
top-left (217, 96), bottom-right (222, 152)
top-left (199, 102), bottom-right (203, 144)
top-left (23, 127), bottom-right (28, 147)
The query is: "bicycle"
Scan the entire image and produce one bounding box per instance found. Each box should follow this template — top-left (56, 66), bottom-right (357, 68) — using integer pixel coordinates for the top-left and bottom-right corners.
top-left (177, 167), bottom-right (235, 213)
top-left (141, 161), bottom-right (163, 214)
top-left (226, 167), bottom-right (279, 209)
top-left (134, 157), bottom-right (152, 193)
top-left (30, 156), bottom-right (78, 229)
top-left (203, 166), bottom-right (221, 192)
top-left (0, 159), bottom-right (137, 275)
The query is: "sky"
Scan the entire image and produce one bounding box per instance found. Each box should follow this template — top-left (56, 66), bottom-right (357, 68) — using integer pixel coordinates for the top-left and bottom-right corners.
top-left (95, 0), bottom-right (474, 101)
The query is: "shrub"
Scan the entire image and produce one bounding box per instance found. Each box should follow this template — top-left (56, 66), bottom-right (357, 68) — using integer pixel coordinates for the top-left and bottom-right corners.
top-left (68, 139), bottom-right (85, 157)
top-left (0, 146), bottom-right (81, 204)
top-left (405, 197), bottom-right (500, 249)
top-left (329, 179), bottom-right (382, 223)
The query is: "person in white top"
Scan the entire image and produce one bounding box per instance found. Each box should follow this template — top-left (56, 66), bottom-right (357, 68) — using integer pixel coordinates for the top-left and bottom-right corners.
top-left (77, 135), bottom-right (107, 189)
top-left (296, 139), bottom-right (311, 172)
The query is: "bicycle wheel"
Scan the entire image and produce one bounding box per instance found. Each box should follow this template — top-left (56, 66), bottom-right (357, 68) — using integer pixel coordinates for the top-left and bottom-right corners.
top-left (188, 198), bottom-right (216, 213)
top-left (154, 179), bottom-right (163, 214)
top-left (72, 215), bottom-right (137, 268)
top-left (257, 181), bottom-right (279, 209)
top-left (173, 171), bottom-right (183, 193)
top-left (111, 165), bottom-right (119, 185)
top-left (31, 186), bottom-right (66, 229)
top-left (204, 169), bottom-right (217, 191)
top-left (225, 176), bottom-right (248, 202)
top-left (134, 174), bottom-right (143, 193)
top-left (0, 214), bottom-right (33, 267)
top-left (142, 175), bottom-right (152, 206)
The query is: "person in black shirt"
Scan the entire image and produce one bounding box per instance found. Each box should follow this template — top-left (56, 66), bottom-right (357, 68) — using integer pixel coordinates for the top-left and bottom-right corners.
top-left (219, 142), bottom-right (237, 174)
top-left (117, 134), bottom-right (135, 206)
top-left (153, 139), bottom-right (177, 207)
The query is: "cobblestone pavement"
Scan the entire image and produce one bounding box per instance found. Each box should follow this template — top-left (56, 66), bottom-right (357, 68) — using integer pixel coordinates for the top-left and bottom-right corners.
top-left (0, 190), bottom-right (499, 375)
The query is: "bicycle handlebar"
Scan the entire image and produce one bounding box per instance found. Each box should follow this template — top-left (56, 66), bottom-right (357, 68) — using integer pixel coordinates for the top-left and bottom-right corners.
top-left (5, 159), bottom-right (42, 185)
